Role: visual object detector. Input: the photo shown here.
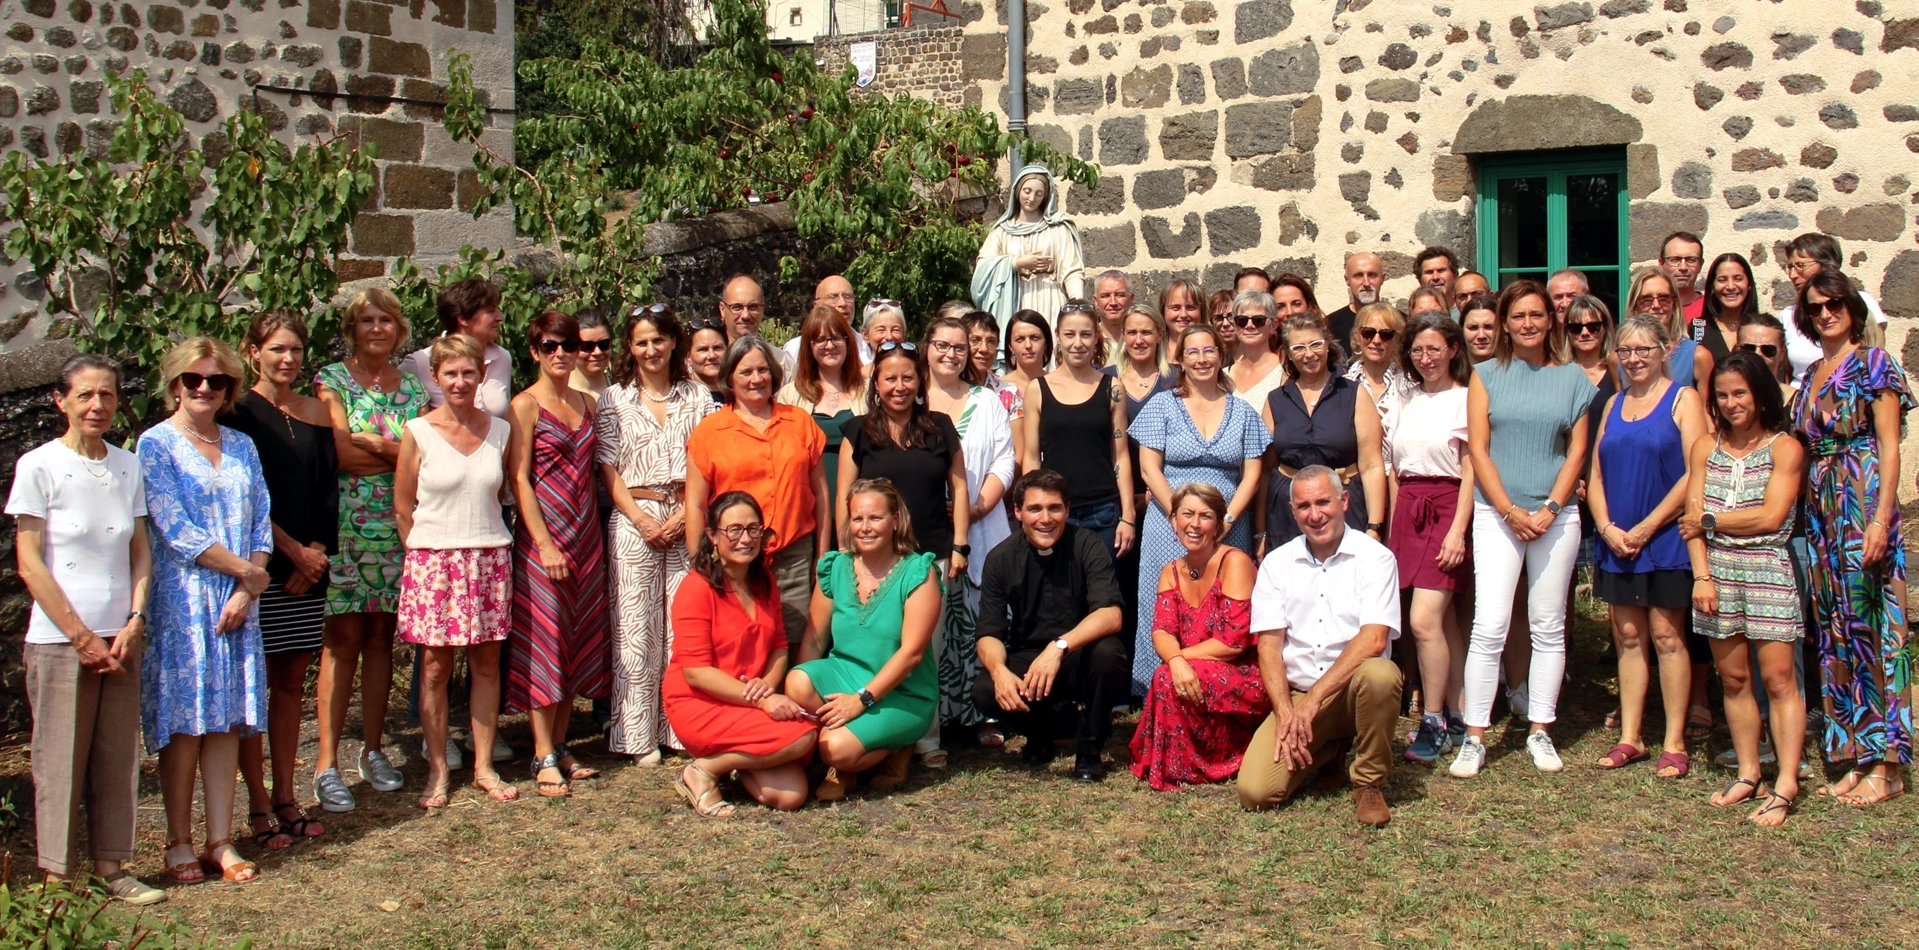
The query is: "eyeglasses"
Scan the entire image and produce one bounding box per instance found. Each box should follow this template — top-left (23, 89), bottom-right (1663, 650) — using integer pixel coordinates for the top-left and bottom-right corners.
top-left (537, 339), bottom-right (582, 354)
top-left (1634, 293), bottom-right (1676, 306)
top-left (929, 340), bottom-right (968, 355)
top-left (178, 372), bottom-right (236, 393)
top-left (876, 341), bottom-right (919, 354)
top-left (718, 523), bottom-right (769, 542)
top-left (1565, 321), bottom-right (1605, 337)
top-left (628, 303), bottom-right (669, 316)
top-left (1738, 342), bottom-right (1780, 359)
top-left (1788, 260), bottom-right (1821, 275)
top-left (817, 292), bottom-right (856, 303)
top-left (1232, 314), bottom-right (1270, 329)
top-left (1358, 327), bottom-right (1397, 342)
top-left (1614, 345), bottom-right (1661, 360)
top-left (1407, 345), bottom-right (1452, 360)
top-left (1661, 255), bottom-right (1704, 267)
top-left (867, 298), bottom-right (901, 309)
top-left (1183, 346), bottom-right (1220, 359)
top-left (721, 302), bottom-right (766, 315)
top-left (1287, 340), bottom-right (1328, 356)
top-left (686, 319), bottom-right (726, 334)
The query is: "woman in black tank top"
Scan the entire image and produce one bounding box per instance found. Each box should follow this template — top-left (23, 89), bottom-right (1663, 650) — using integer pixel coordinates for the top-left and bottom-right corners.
top-left (1021, 304), bottom-right (1136, 555)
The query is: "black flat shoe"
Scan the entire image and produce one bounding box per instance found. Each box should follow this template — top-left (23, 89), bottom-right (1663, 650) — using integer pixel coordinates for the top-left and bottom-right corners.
top-left (1020, 738), bottom-right (1059, 766)
top-left (1071, 753), bottom-right (1108, 782)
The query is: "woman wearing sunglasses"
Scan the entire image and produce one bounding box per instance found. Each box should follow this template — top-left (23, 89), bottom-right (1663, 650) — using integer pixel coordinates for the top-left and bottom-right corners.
top-left (505, 311), bottom-right (610, 797)
top-left (1345, 302), bottom-right (1412, 423)
top-left (137, 337), bottom-right (273, 884)
top-left (1627, 267), bottom-right (1712, 391)
top-left (1256, 312), bottom-right (1383, 553)
top-left (1790, 272), bottom-right (1915, 807)
top-left (1588, 314), bottom-right (1708, 779)
top-left (1226, 292), bottom-right (1285, 410)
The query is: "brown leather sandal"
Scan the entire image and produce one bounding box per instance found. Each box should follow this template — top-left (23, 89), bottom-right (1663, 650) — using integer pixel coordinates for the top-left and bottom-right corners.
top-left (198, 838), bottom-right (259, 884)
top-left (162, 838), bottom-right (204, 885)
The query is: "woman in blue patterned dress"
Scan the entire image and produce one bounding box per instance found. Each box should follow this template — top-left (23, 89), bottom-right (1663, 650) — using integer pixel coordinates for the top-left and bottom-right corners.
top-left (1789, 272), bottom-right (1914, 806)
top-left (138, 337), bottom-right (274, 885)
top-left (1128, 324), bottom-right (1270, 695)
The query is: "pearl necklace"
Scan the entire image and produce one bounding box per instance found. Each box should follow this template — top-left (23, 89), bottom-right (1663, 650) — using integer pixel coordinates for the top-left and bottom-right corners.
top-left (175, 416), bottom-right (221, 445)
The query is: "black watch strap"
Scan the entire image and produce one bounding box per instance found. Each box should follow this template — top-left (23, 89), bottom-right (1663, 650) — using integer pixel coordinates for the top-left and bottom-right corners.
top-left (857, 688), bottom-right (877, 708)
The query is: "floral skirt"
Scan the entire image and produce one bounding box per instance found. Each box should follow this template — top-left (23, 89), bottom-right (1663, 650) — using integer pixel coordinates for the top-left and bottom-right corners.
top-left (398, 547), bottom-right (511, 648)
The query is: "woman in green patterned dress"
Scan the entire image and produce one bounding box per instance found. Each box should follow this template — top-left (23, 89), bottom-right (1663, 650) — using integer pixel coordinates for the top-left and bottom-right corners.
top-left (310, 289), bottom-right (429, 813)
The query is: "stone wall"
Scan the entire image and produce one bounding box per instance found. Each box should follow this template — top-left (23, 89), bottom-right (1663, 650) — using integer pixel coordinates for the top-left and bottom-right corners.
top-left (937, 0), bottom-right (1917, 322)
top-left (0, 0), bottom-right (519, 390)
top-left (816, 22), bottom-right (966, 107)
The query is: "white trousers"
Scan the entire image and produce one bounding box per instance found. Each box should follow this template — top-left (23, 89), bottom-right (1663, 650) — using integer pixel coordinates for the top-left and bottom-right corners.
top-left (1461, 501), bottom-right (1582, 729)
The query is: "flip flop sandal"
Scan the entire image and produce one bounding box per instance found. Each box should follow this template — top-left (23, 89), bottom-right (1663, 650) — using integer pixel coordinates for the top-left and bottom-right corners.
top-left (1684, 707), bottom-right (1713, 742)
top-left (273, 802), bottom-right (324, 840)
top-left (248, 812), bottom-right (294, 850)
top-left (1713, 776), bottom-right (1764, 807)
top-left (418, 782), bottom-right (451, 809)
top-left (471, 775), bottom-right (520, 802)
top-left (554, 744), bottom-right (600, 781)
top-left (1655, 750), bottom-right (1691, 779)
top-left (1751, 790), bottom-right (1796, 825)
top-left (1595, 742), bottom-right (1650, 769)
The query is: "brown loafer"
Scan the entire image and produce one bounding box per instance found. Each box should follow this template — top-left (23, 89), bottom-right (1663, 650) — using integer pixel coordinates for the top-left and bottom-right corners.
top-left (1352, 784), bottom-right (1391, 827)
top-left (815, 768), bottom-right (851, 802)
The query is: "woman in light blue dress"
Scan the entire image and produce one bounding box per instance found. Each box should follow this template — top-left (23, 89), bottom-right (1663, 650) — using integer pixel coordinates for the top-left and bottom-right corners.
top-left (1128, 325), bottom-right (1271, 695)
top-left (138, 337), bottom-right (274, 885)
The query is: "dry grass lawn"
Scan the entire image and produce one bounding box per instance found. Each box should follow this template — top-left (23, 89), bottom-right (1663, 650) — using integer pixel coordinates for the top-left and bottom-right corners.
top-left (3, 606), bottom-right (1917, 949)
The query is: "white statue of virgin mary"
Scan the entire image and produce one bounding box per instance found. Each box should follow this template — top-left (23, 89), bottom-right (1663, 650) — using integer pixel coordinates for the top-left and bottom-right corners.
top-left (971, 164), bottom-right (1087, 340)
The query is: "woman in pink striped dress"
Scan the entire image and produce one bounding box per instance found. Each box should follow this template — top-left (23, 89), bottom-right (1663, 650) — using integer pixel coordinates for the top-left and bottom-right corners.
top-left (507, 310), bottom-right (611, 798)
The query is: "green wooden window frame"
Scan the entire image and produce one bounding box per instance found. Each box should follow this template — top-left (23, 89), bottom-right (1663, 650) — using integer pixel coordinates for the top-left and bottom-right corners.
top-left (1474, 148), bottom-right (1630, 315)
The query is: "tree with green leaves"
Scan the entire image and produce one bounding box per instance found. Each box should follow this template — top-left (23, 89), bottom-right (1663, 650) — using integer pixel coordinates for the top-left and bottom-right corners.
top-left (0, 71), bottom-right (378, 416)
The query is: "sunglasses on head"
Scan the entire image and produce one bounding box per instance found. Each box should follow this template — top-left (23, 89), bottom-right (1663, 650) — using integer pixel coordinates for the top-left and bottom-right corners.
top-left (1739, 342), bottom-right (1780, 359)
top-left (178, 372), bottom-right (236, 393)
top-left (686, 319), bottom-right (726, 334)
top-left (537, 338), bottom-right (581, 355)
top-left (876, 340), bottom-right (919, 354)
top-left (1059, 302), bottom-right (1097, 315)
top-left (1565, 320), bottom-right (1605, 336)
top-left (628, 303), bottom-right (669, 317)
top-left (1358, 326), bottom-right (1397, 342)
top-left (867, 298), bottom-right (902, 309)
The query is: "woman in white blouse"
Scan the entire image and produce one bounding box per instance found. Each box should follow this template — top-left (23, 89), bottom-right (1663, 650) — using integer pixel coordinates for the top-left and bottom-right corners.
top-left (1385, 313), bottom-right (1477, 764)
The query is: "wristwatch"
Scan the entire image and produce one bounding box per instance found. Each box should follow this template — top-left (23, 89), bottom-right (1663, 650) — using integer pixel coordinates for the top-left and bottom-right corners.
top-left (1700, 511), bottom-right (1716, 541)
top-left (857, 688), bottom-right (877, 708)
top-left (1051, 637), bottom-right (1071, 653)
top-left (1542, 499), bottom-right (1563, 516)
top-left (953, 543), bottom-right (972, 557)
top-left (1366, 522), bottom-right (1386, 534)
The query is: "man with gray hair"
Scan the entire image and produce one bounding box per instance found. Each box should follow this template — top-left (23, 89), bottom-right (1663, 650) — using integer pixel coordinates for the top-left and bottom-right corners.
top-left (1092, 270), bottom-right (1135, 365)
top-left (1323, 252), bottom-right (1383, 346)
top-left (1546, 269), bottom-right (1590, 324)
top-left (1237, 465), bottom-right (1403, 827)
top-left (1775, 232), bottom-right (1891, 379)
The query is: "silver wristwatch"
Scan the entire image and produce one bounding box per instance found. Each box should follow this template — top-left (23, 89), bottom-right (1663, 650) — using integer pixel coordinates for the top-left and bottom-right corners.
top-left (1051, 637), bottom-right (1071, 653)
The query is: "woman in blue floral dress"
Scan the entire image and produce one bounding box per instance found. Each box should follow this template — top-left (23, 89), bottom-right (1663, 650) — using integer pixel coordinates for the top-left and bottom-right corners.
top-left (1789, 273), bottom-right (1913, 807)
top-left (139, 337), bottom-right (274, 884)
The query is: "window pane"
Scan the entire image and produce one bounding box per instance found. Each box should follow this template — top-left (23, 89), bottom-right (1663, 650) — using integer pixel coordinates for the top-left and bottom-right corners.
top-left (1586, 268), bottom-right (1621, 319)
top-left (1565, 172), bottom-right (1620, 268)
top-left (1497, 177), bottom-right (1549, 271)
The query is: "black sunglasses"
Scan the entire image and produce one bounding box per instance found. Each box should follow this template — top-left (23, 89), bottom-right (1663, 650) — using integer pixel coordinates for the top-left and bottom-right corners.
top-left (578, 339), bottom-right (613, 353)
top-left (1738, 342), bottom-right (1780, 359)
top-left (1232, 314), bottom-right (1270, 328)
top-left (1565, 321), bottom-right (1606, 336)
top-left (1059, 302), bottom-right (1097, 314)
top-left (537, 338), bottom-right (582, 354)
top-left (1358, 327), bottom-right (1398, 342)
top-left (686, 319), bottom-right (726, 334)
top-left (178, 372), bottom-right (236, 393)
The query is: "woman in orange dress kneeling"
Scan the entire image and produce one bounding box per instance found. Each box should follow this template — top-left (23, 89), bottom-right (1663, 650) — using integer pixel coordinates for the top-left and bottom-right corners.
top-left (1129, 484), bottom-right (1269, 790)
top-left (665, 491), bottom-right (818, 817)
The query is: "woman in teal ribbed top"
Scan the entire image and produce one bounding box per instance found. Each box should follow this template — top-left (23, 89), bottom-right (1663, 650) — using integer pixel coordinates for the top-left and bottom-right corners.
top-left (788, 479), bottom-right (941, 798)
top-left (1449, 280), bottom-right (1598, 781)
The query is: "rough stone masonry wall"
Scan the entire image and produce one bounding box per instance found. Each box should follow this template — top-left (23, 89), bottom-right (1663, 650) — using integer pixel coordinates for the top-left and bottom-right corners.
top-left (945, 0), bottom-right (1919, 330)
top-left (0, 0), bottom-right (518, 391)
top-left (816, 21), bottom-right (966, 108)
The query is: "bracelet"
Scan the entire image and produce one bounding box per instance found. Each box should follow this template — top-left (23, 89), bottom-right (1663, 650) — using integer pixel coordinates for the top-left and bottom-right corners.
top-left (1505, 505), bottom-right (1521, 521)
top-left (1867, 521), bottom-right (1889, 533)
top-left (1693, 577), bottom-right (1713, 585)
top-left (1252, 532), bottom-right (1267, 540)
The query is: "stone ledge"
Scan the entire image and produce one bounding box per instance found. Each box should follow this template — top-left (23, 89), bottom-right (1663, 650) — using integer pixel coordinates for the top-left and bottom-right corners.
top-left (0, 338), bottom-right (79, 395)
top-left (641, 202), bottom-right (799, 258)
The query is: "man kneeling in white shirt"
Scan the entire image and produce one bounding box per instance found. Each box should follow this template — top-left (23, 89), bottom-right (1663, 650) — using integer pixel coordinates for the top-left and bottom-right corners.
top-left (1236, 465), bottom-right (1403, 827)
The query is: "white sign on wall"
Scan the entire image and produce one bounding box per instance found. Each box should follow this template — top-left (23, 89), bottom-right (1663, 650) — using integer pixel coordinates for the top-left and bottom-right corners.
top-left (851, 41), bottom-right (878, 87)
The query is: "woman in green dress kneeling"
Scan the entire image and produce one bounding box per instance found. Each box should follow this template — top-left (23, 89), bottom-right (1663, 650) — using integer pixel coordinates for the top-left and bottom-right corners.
top-left (788, 479), bottom-right (941, 800)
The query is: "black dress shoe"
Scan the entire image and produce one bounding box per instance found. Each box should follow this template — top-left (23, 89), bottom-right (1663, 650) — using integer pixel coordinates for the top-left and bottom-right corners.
top-left (1071, 753), bottom-right (1108, 781)
top-left (1021, 738), bottom-right (1059, 766)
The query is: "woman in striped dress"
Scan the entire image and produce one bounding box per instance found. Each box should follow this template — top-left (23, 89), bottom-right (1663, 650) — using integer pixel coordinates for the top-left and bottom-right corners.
top-left (507, 311), bottom-right (611, 797)
top-left (227, 311), bottom-right (337, 848)
top-left (597, 306), bottom-right (717, 763)
top-left (1683, 352), bottom-right (1807, 824)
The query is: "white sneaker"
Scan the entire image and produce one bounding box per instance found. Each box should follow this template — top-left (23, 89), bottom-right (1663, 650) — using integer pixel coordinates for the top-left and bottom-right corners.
top-left (1449, 737), bottom-right (1486, 778)
top-left (491, 735), bottom-right (513, 762)
top-left (1526, 731), bottom-right (1564, 772)
top-left (427, 738), bottom-right (465, 771)
top-left (1506, 684), bottom-right (1529, 721)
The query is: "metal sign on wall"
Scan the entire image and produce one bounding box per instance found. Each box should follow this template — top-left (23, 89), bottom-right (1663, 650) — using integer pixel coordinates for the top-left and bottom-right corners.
top-left (851, 41), bottom-right (878, 87)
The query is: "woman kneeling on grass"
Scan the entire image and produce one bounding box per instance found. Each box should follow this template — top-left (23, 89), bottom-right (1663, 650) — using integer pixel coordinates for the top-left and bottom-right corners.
top-left (1682, 352), bottom-right (1808, 824)
top-left (665, 492), bottom-right (819, 817)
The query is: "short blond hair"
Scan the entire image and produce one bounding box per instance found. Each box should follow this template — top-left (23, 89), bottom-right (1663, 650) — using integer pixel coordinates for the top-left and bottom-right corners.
top-left (343, 287), bottom-right (408, 356)
top-left (428, 333), bottom-right (485, 375)
top-left (160, 336), bottom-right (246, 413)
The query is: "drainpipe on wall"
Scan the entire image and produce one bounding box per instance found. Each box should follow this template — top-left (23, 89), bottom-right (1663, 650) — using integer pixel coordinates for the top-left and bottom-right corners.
top-left (1005, 0), bottom-right (1026, 174)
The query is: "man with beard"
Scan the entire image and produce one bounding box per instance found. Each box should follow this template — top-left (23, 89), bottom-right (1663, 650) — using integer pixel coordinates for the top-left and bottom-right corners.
top-left (1323, 252), bottom-right (1384, 345)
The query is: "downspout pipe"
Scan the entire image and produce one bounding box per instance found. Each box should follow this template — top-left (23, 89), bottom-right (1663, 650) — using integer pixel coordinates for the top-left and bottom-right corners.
top-left (1006, 0), bottom-right (1026, 172)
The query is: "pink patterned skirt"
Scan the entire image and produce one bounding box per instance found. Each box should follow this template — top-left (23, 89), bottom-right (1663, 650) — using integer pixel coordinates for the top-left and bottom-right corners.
top-left (398, 547), bottom-right (512, 647)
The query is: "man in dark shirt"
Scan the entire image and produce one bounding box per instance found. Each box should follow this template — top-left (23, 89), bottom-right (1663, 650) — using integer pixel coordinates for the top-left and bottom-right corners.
top-left (1323, 251), bottom-right (1383, 346)
top-left (974, 469), bottom-right (1126, 781)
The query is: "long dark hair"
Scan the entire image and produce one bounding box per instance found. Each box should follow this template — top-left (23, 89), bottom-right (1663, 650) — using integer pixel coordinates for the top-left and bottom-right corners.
top-left (1708, 351), bottom-right (1787, 437)
top-left (692, 491), bottom-right (776, 600)
top-left (1004, 309), bottom-right (1052, 369)
top-left (1397, 311), bottom-right (1472, 386)
top-left (1701, 252), bottom-right (1759, 325)
top-left (1791, 271), bottom-right (1869, 346)
top-left (613, 304), bottom-right (689, 388)
top-left (862, 343), bottom-right (943, 450)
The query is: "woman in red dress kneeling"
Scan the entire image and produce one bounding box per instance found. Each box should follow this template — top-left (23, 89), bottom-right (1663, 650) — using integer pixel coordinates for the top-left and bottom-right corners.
top-left (665, 491), bottom-right (818, 817)
top-left (1130, 484), bottom-right (1270, 790)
